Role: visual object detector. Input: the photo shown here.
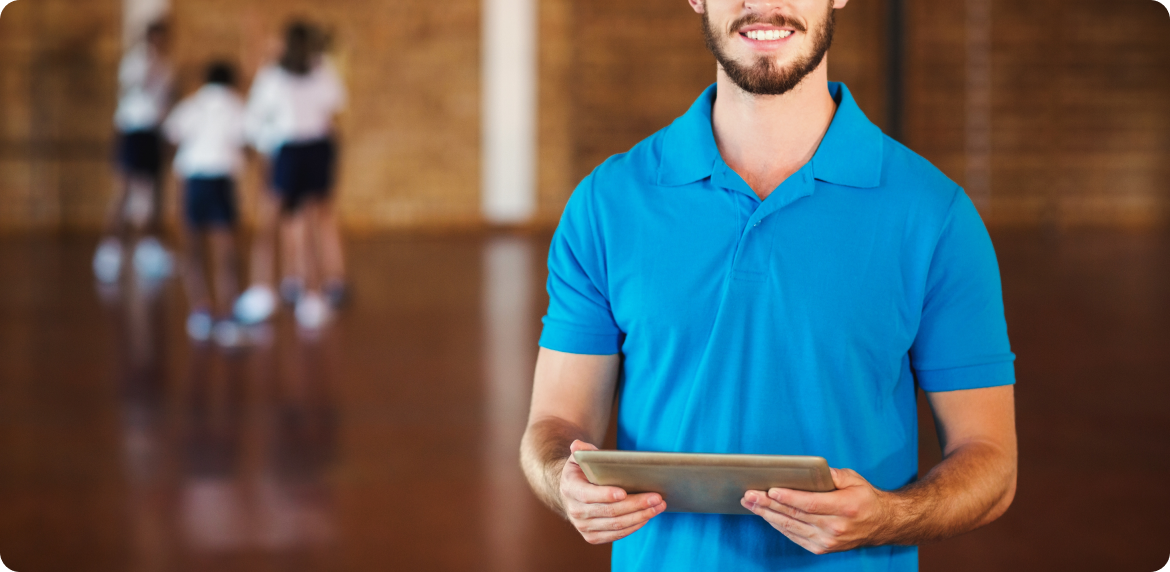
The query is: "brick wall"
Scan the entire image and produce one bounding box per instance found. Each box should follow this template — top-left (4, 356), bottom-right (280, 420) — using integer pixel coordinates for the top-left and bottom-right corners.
top-left (169, 0), bottom-right (483, 232)
top-left (0, 0), bottom-right (121, 233)
top-left (1, 0), bottom-right (1167, 232)
top-left (907, 0), bottom-right (1170, 228)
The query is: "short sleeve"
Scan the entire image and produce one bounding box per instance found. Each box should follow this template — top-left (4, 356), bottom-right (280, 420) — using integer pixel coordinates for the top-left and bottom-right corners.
top-left (539, 174), bottom-right (622, 355)
top-left (161, 100), bottom-right (191, 144)
top-left (911, 190), bottom-right (1016, 392)
top-left (243, 69), bottom-right (285, 155)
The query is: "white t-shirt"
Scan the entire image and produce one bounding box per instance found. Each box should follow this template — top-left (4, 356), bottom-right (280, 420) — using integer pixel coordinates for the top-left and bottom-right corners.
top-left (163, 85), bottom-right (247, 178)
top-left (244, 58), bottom-right (346, 155)
top-left (114, 44), bottom-right (174, 131)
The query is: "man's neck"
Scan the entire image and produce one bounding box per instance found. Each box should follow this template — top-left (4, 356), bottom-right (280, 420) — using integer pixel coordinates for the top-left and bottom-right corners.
top-left (710, 62), bottom-right (837, 201)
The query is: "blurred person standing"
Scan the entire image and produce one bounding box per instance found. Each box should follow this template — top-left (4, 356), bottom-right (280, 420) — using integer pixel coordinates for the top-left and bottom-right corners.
top-left (94, 20), bottom-right (175, 283)
top-left (236, 21), bottom-right (348, 330)
top-left (163, 62), bottom-right (247, 345)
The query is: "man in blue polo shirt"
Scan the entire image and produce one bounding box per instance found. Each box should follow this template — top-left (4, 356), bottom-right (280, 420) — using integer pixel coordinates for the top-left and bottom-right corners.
top-left (520, 0), bottom-right (1017, 570)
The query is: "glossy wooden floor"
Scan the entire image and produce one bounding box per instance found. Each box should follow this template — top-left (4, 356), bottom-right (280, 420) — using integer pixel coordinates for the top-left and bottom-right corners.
top-left (0, 230), bottom-right (1167, 571)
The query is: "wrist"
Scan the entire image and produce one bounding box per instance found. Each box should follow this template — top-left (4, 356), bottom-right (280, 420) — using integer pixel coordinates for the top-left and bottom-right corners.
top-left (872, 488), bottom-right (918, 546)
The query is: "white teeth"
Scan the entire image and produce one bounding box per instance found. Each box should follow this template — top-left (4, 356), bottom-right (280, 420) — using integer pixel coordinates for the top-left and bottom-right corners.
top-left (745, 29), bottom-right (792, 41)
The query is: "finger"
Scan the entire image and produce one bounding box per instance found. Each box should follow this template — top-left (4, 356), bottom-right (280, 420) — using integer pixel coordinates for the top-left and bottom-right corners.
top-left (743, 490), bottom-right (821, 525)
top-left (561, 451), bottom-right (627, 500)
top-left (744, 491), bottom-right (821, 525)
top-left (580, 499), bottom-right (667, 532)
top-left (772, 524), bottom-right (829, 556)
top-left (582, 516), bottom-right (654, 545)
top-left (561, 464), bottom-right (631, 503)
top-left (741, 496), bottom-right (821, 540)
top-left (568, 492), bottom-right (664, 520)
top-left (766, 487), bottom-right (842, 516)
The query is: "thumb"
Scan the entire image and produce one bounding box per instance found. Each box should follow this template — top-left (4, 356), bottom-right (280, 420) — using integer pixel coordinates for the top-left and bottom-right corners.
top-left (567, 440), bottom-right (597, 467)
top-left (830, 467), bottom-right (867, 489)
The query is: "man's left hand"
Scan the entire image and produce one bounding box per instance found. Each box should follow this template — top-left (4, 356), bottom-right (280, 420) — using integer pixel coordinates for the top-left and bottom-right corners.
top-left (741, 467), bottom-right (897, 555)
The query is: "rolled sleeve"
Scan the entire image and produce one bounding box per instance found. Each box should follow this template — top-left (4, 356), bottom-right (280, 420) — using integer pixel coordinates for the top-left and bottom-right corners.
top-left (540, 174), bottom-right (622, 356)
top-left (911, 190), bottom-right (1016, 390)
top-left (916, 361), bottom-right (1015, 392)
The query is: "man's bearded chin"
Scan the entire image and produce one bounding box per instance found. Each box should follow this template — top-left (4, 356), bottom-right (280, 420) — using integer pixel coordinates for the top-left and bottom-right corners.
top-left (701, 5), bottom-right (836, 96)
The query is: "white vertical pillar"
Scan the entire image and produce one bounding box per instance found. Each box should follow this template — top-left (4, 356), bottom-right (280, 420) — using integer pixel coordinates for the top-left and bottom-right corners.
top-left (482, 0), bottom-right (537, 224)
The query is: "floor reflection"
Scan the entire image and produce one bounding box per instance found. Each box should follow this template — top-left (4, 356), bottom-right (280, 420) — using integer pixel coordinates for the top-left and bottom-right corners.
top-left (106, 272), bottom-right (172, 572)
top-left (1, 232), bottom-right (1165, 570)
top-left (104, 266), bottom-right (340, 569)
top-left (482, 235), bottom-right (535, 572)
top-left (0, 235), bottom-right (617, 571)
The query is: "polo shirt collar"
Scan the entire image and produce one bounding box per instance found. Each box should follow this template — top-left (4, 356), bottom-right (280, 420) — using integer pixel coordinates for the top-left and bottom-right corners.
top-left (812, 82), bottom-right (883, 188)
top-left (657, 84), bottom-right (721, 187)
top-left (657, 82), bottom-right (884, 189)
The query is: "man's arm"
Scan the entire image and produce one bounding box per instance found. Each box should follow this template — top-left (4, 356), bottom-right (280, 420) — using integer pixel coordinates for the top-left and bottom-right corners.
top-left (520, 347), bottom-right (666, 544)
top-left (742, 384), bottom-right (1016, 554)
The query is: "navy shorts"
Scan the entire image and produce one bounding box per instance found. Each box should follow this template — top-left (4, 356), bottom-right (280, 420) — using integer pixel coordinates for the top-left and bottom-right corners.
top-left (271, 138), bottom-right (336, 212)
top-left (116, 129), bottom-right (162, 177)
top-left (184, 177), bottom-right (238, 229)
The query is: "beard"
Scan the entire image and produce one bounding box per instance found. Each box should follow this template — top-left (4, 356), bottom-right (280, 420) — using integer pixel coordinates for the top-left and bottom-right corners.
top-left (702, 3), bottom-right (836, 96)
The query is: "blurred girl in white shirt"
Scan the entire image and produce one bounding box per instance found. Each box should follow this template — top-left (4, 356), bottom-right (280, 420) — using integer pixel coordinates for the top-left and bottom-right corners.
top-left (236, 21), bottom-right (348, 329)
top-left (163, 62), bottom-right (247, 345)
top-left (94, 20), bottom-right (174, 283)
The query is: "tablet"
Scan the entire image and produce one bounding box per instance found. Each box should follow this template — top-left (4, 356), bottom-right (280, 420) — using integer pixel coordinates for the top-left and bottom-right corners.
top-left (574, 450), bottom-right (835, 515)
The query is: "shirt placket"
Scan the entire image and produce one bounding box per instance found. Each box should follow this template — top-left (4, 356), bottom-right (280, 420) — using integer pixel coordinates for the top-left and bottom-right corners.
top-left (713, 160), bottom-right (816, 283)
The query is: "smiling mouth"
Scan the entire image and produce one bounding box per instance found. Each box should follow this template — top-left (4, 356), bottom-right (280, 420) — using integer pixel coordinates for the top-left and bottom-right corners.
top-left (741, 29), bottom-right (794, 41)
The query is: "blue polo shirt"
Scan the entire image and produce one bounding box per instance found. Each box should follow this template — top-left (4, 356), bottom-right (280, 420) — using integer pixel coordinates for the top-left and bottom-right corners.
top-left (539, 82), bottom-right (1015, 572)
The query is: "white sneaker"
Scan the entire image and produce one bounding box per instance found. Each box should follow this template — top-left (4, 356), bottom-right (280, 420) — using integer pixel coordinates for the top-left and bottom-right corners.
top-left (295, 291), bottom-right (331, 329)
top-left (93, 238), bottom-right (123, 283)
top-left (212, 320), bottom-right (245, 348)
top-left (133, 237), bottom-right (172, 280)
top-left (234, 285), bottom-right (277, 325)
top-left (186, 311), bottom-right (213, 341)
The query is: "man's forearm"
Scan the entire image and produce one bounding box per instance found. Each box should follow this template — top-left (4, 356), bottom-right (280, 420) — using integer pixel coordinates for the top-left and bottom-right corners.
top-left (881, 440), bottom-right (1017, 545)
top-left (520, 417), bottom-right (588, 517)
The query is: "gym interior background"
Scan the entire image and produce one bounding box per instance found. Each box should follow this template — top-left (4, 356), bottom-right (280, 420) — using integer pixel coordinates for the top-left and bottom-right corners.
top-left (0, 0), bottom-right (1167, 570)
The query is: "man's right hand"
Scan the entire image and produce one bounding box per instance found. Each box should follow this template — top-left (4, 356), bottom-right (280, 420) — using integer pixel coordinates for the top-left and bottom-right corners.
top-left (560, 440), bottom-right (667, 544)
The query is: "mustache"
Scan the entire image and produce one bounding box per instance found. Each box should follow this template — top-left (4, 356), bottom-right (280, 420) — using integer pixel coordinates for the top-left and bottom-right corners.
top-left (727, 13), bottom-right (807, 35)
